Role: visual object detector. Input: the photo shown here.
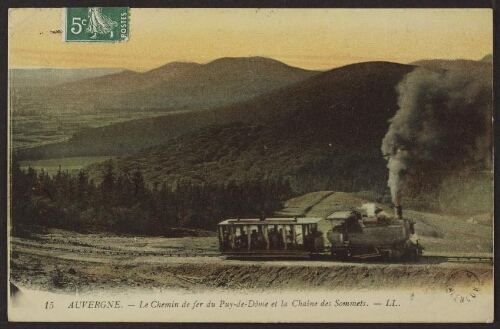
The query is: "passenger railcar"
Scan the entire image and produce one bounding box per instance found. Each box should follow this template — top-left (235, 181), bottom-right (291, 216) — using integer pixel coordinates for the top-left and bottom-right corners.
top-left (217, 217), bottom-right (325, 257)
top-left (217, 207), bottom-right (422, 261)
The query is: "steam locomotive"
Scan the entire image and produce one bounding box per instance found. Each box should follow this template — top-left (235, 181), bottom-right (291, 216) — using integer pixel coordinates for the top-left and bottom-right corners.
top-left (217, 206), bottom-right (422, 261)
top-left (326, 206), bottom-right (422, 261)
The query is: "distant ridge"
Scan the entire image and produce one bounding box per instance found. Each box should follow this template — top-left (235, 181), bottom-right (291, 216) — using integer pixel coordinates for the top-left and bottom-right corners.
top-left (14, 57), bottom-right (319, 113)
top-left (143, 61), bottom-right (201, 79)
top-left (410, 58), bottom-right (492, 73)
top-left (51, 62), bottom-right (200, 100)
top-left (480, 54), bottom-right (492, 62)
top-left (116, 56), bottom-right (320, 110)
top-left (9, 68), bottom-right (124, 88)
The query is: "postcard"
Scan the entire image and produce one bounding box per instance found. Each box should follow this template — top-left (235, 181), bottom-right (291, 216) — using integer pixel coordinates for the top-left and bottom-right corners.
top-left (7, 7), bottom-right (493, 322)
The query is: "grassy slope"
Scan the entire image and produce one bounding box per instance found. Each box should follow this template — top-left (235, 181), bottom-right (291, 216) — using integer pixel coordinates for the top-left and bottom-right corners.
top-left (279, 191), bottom-right (493, 255)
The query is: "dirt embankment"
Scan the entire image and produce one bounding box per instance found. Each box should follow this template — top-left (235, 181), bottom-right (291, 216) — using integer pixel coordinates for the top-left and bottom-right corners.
top-left (11, 249), bottom-right (493, 296)
top-left (10, 227), bottom-right (493, 296)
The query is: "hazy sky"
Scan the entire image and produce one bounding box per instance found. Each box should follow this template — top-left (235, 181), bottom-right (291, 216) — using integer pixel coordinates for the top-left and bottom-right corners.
top-left (8, 8), bottom-right (492, 72)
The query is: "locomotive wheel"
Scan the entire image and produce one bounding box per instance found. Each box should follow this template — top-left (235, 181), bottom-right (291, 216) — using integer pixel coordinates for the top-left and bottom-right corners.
top-left (341, 249), bottom-right (352, 261)
top-left (408, 248), bottom-right (421, 262)
top-left (331, 249), bottom-right (351, 261)
top-left (402, 247), bottom-right (421, 262)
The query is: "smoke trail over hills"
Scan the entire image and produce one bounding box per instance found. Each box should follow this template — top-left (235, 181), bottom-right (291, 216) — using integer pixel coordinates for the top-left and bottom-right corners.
top-left (382, 67), bottom-right (492, 207)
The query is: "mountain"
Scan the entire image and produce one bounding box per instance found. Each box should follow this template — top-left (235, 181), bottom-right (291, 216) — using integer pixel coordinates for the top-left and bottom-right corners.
top-left (116, 57), bottom-right (320, 110)
top-left (77, 61), bottom-right (415, 193)
top-left (12, 57), bottom-right (320, 114)
top-left (480, 54), bottom-right (492, 62)
top-left (9, 68), bottom-right (124, 88)
top-left (410, 58), bottom-right (492, 73)
top-left (17, 61), bottom-right (413, 161)
top-left (10, 67), bottom-right (124, 115)
top-left (10, 63), bottom-right (200, 114)
top-left (88, 59), bottom-right (492, 209)
top-left (45, 62), bottom-right (201, 108)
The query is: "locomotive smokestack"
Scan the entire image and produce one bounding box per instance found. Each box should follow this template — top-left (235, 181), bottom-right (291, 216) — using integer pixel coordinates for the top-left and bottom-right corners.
top-left (394, 205), bottom-right (403, 219)
top-left (397, 206), bottom-right (403, 219)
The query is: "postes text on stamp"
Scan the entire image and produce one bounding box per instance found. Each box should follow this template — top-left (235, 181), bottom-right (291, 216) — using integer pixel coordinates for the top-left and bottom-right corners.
top-left (64, 7), bottom-right (129, 42)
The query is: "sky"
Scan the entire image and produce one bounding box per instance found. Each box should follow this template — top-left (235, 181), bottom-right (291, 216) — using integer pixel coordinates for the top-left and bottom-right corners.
top-left (8, 8), bottom-right (493, 72)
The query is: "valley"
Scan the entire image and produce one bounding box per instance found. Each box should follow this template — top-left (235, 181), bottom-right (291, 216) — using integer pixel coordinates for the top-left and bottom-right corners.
top-left (10, 57), bottom-right (493, 243)
top-left (11, 110), bottom-right (186, 150)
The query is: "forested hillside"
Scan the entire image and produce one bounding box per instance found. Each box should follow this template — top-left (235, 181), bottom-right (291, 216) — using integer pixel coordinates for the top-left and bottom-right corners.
top-left (85, 61), bottom-right (415, 194)
top-left (12, 160), bottom-right (292, 236)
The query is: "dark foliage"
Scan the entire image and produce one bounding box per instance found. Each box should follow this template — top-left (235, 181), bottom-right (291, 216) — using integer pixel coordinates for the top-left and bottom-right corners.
top-left (88, 117), bottom-right (390, 197)
top-left (11, 159), bottom-right (292, 236)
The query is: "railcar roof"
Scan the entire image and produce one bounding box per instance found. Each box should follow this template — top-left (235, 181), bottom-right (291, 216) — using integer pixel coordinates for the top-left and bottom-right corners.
top-left (218, 217), bottom-right (323, 226)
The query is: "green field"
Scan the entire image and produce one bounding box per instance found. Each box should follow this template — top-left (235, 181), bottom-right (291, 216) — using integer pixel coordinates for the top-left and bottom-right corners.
top-left (19, 156), bottom-right (113, 176)
top-left (11, 110), bottom-right (185, 150)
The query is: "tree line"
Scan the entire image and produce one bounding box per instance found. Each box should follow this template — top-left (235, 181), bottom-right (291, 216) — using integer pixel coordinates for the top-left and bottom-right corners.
top-left (11, 160), bottom-right (293, 237)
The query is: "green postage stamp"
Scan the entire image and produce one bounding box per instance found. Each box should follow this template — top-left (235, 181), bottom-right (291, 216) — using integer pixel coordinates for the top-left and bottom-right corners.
top-left (64, 7), bottom-right (129, 42)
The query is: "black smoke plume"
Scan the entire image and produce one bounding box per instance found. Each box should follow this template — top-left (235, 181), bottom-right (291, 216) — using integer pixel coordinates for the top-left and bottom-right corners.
top-left (382, 67), bottom-right (492, 207)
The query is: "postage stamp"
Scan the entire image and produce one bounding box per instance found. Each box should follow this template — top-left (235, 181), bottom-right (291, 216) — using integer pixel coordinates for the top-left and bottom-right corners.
top-left (7, 6), bottom-right (494, 323)
top-left (64, 7), bottom-right (129, 42)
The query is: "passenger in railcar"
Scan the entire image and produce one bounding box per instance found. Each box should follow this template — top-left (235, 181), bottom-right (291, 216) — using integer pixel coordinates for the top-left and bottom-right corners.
top-left (223, 229), bottom-right (231, 250)
top-left (286, 229), bottom-right (294, 250)
top-left (278, 228), bottom-right (285, 250)
top-left (238, 228), bottom-right (248, 250)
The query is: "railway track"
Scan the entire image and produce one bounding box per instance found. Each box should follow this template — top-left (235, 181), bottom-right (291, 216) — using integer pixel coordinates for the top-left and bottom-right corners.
top-left (11, 240), bottom-right (220, 258)
top-left (421, 255), bottom-right (493, 263)
top-left (11, 240), bottom-right (493, 263)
